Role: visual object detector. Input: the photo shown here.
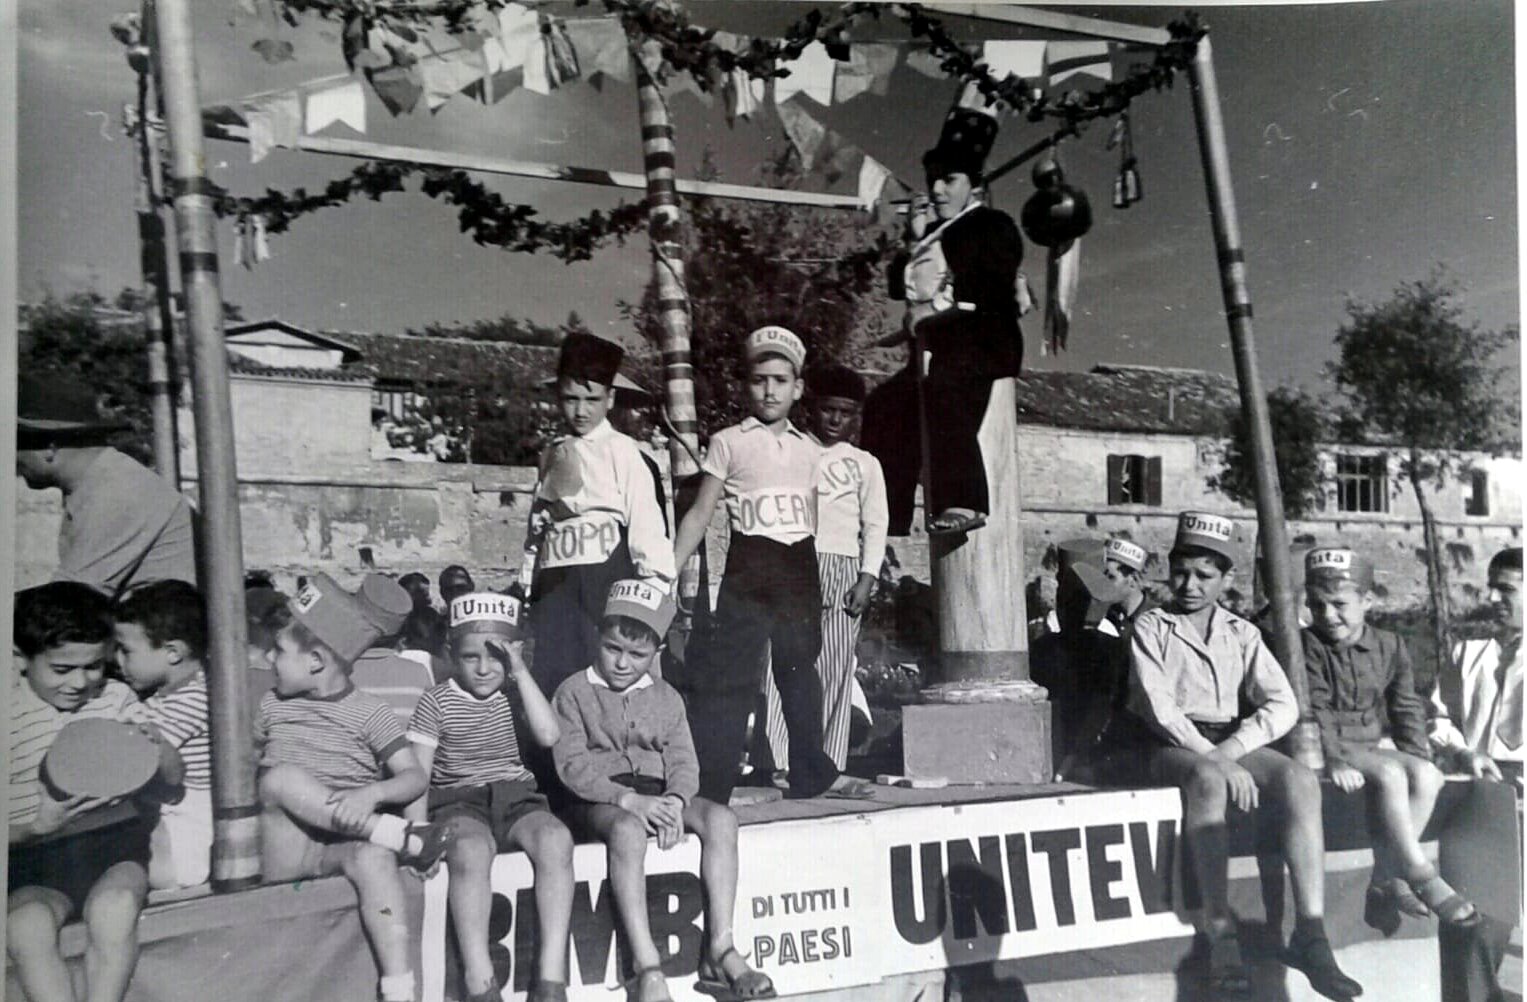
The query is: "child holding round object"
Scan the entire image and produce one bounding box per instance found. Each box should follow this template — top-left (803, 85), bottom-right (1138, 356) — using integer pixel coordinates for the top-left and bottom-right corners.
top-left (406, 592), bottom-right (574, 1002)
top-left (670, 326), bottom-right (838, 803)
top-left (552, 580), bottom-right (776, 1002)
top-left (1120, 513), bottom-right (1361, 1001)
top-left (1301, 547), bottom-right (1475, 933)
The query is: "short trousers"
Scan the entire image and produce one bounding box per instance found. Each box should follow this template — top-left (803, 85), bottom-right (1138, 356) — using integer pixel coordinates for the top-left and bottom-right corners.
top-left (1093, 714), bottom-right (1243, 786)
top-left (9, 815), bottom-right (154, 919)
top-left (561, 773), bottom-right (669, 842)
top-left (428, 778), bottom-right (549, 850)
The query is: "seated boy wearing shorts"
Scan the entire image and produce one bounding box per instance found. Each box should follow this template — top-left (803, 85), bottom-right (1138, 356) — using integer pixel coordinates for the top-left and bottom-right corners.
top-left (1302, 547), bottom-right (1475, 933)
top-left (113, 579), bottom-right (215, 889)
top-left (9, 582), bottom-right (184, 1002)
top-left (256, 574), bottom-right (455, 1002)
top-left (1119, 514), bottom-right (1361, 1000)
top-left (552, 581), bottom-right (775, 1002)
top-left (407, 592), bottom-right (574, 1002)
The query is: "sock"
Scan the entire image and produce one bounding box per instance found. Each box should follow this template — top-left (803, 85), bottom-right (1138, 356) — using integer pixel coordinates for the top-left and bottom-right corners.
top-left (1293, 915), bottom-right (1328, 942)
top-left (379, 971), bottom-right (416, 1002)
top-left (369, 814), bottom-right (409, 854)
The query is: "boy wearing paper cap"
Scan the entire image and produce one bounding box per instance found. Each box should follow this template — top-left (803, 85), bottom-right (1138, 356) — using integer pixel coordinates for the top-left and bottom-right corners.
top-left (256, 573), bottom-right (455, 1002)
top-left (1301, 546), bottom-right (1474, 933)
top-left (671, 326), bottom-right (840, 803)
top-left (552, 581), bottom-right (774, 1002)
top-left (526, 332), bottom-right (675, 695)
top-left (406, 593), bottom-right (573, 1002)
top-left (1117, 513), bottom-right (1362, 1000)
top-left (1102, 536), bottom-right (1157, 626)
top-left (8, 582), bottom-right (185, 1002)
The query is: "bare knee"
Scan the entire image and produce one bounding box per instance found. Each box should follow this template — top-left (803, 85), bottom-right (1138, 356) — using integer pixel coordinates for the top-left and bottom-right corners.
top-left (1366, 758), bottom-right (1408, 796)
top-left (342, 843), bottom-right (399, 884)
top-left (1408, 758), bottom-right (1444, 797)
top-left (82, 881), bottom-right (146, 944)
top-left (607, 814), bottom-right (649, 861)
top-left (693, 800), bottom-right (737, 843)
top-left (1272, 761), bottom-right (1322, 815)
top-left (449, 830), bottom-right (496, 875)
top-left (526, 822), bottom-right (574, 869)
top-left (258, 764), bottom-right (300, 802)
top-left (1181, 761), bottom-right (1229, 818)
top-left (7, 900), bottom-right (64, 961)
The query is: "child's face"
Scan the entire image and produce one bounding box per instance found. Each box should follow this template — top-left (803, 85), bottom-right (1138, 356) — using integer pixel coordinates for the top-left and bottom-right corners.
top-left (1305, 581), bottom-right (1373, 646)
top-left (449, 632), bottom-right (507, 698)
top-left (1102, 559), bottom-right (1142, 595)
top-left (1168, 554), bottom-right (1231, 613)
top-left (113, 622), bottom-right (176, 693)
top-left (1488, 568), bottom-right (1523, 634)
top-left (811, 395), bottom-right (860, 445)
top-left (268, 626), bottom-right (321, 697)
top-left (746, 357), bottom-right (803, 424)
top-left (593, 626), bottom-right (660, 692)
top-left (22, 641), bottom-right (110, 711)
top-left (558, 378), bottom-right (615, 437)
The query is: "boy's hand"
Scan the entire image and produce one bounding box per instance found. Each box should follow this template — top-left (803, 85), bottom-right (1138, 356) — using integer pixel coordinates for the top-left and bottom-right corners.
top-left (844, 575), bottom-right (876, 618)
top-left (327, 787), bottom-right (382, 835)
top-left (1328, 764), bottom-right (1366, 793)
top-left (1211, 754), bottom-right (1259, 811)
top-left (30, 780), bottom-right (120, 837)
top-left (486, 639), bottom-right (529, 676)
top-left (1465, 750), bottom-right (1505, 782)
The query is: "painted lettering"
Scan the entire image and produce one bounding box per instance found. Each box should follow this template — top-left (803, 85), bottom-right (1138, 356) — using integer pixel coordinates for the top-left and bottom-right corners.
top-left (1004, 833), bottom-right (1038, 932)
top-left (802, 928), bottom-right (820, 962)
top-left (947, 836), bottom-right (1009, 939)
top-left (1030, 828), bottom-right (1082, 927)
top-left (1085, 824), bottom-right (1132, 922)
top-left (890, 842), bottom-right (945, 944)
top-left (1128, 820), bottom-right (1177, 915)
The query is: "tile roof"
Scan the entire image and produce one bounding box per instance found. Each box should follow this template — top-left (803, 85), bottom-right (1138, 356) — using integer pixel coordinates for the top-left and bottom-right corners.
top-left (327, 330), bottom-right (557, 387)
top-left (1012, 364), bottom-right (1239, 436)
top-left (227, 352), bottom-right (374, 384)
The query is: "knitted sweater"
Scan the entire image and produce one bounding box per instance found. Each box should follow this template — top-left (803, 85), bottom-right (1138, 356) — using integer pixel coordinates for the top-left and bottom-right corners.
top-left (551, 669), bottom-right (699, 805)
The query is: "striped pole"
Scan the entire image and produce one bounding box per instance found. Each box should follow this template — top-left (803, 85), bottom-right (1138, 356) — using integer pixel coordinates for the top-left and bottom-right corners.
top-left (152, 0), bottom-right (262, 890)
top-left (633, 38), bottom-right (703, 613)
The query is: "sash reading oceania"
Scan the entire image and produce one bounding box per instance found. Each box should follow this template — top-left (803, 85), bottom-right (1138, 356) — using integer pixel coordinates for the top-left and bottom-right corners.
top-left (538, 512), bottom-right (624, 570)
top-left (734, 487), bottom-right (816, 539)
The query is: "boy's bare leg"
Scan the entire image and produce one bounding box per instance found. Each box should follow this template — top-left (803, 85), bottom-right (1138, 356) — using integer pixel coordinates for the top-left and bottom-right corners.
top-left (81, 862), bottom-right (149, 1002)
top-left (7, 887), bottom-right (78, 1002)
top-left (508, 812), bottom-right (575, 985)
top-left (259, 764), bottom-right (373, 837)
top-left (683, 798), bottom-right (759, 985)
top-left (1155, 748), bottom-right (1233, 928)
top-left (582, 805), bottom-right (664, 972)
top-left (338, 844), bottom-right (415, 986)
top-left (1346, 747), bottom-right (1438, 876)
top-left (442, 816), bottom-right (501, 995)
top-left (1240, 748), bottom-right (1326, 918)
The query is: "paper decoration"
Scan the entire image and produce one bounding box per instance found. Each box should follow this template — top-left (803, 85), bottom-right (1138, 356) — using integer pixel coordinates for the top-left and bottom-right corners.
top-left (831, 46), bottom-right (876, 104)
top-left (774, 40), bottom-right (834, 105)
top-left (777, 98), bottom-right (827, 170)
top-left (523, 32), bottom-right (551, 94)
top-left (545, 20), bottom-right (581, 88)
top-left (1047, 41), bottom-right (1113, 85)
top-left (305, 79), bottom-right (366, 134)
top-left (234, 214), bottom-right (271, 269)
top-left (244, 92), bottom-right (300, 163)
top-left (982, 40), bottom-right (1047, 80)
top-left (421, 48), bottom-right (488, 111)
top-left (859, 43), bottom-right (899, 96)
top-left (857, 155), bottom-right (892, 210)
top-left (1044, 238), bottom-right (1081, 354)
top-left (566, 18), bottom-right (630, 83)
top-left (369, 64), bottom-right (423, 115)
top-left (904, 47), bottom-right (944, 78)
top-left (496, 4), bottom-right (539, 71)
top-left (723, 68), bottom-right (763, 124)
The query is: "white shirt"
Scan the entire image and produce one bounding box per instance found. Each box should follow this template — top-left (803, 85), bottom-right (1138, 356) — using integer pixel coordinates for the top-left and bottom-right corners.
top-left (530, 420), bottom-right (675, 581)
top-left (702, 418), bottom-right (821, 545)
top-left (1430, 636), bottom-right (1523, 764)
top-left (814, 440), bottom-right (889, 575)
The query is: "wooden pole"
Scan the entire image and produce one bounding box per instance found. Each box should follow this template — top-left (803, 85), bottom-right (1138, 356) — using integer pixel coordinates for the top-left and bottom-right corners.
top-left (152, 0), bottom-right (262, 890)
top-left (1187, 35), bottom-right (1321, 767)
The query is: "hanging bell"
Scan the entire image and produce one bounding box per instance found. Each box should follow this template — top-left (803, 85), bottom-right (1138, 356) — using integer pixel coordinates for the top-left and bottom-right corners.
top-left (1022, 182), bottom-right (1093, 247)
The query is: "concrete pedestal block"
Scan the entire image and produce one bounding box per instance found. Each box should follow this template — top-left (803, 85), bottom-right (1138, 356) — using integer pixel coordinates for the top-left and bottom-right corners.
top-left (902, 700), bottom-right (1053, 785)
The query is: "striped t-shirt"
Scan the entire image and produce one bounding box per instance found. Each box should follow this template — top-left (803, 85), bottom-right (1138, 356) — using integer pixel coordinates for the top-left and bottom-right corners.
top-left (408, 680), bottom-right (532, 789)
top-left (256, 685), bottom-right (410, 791)
top-left (142, 673), bottom-right (211, 790)
top-left (9, 677), bottom-right (147, 830)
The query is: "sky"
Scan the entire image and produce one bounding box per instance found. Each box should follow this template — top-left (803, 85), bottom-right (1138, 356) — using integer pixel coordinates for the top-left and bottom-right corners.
top-left (16, 0), bottom-right (1522, 391)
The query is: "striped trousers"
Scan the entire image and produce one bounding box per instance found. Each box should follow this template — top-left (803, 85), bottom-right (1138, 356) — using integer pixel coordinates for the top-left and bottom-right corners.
top-left (761, 552), bottom-right (861, 771)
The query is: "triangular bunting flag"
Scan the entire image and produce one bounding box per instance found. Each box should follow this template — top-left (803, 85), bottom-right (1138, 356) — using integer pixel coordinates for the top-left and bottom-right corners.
top-left (523, 31), bottom-right (551, 94)
top-left (1047, 41), bottom-right (1112, 85)
top-left (860, 43), bottom-right (898, 96)
top-left (858, 155), bottom-right (892, 210)
top-left (565, 18), bottom-right (630, 84)
top-left (495, 3), bottom-right (539, 71)
top-left (774, 40), bottom-right (834, 105)
top-left (904, 47), bottom-right (944, 78)
top-left (245, 107), bottom-right (274, 163)
top-left (305, 79), bottom-right (366, 134)
top-left (369, 64), bottom-right (423, 115)
top-left (983, 39), bottom-right (1047, 80)
top-left (831, 46), bottom-right (875, 104)
top-left (421, 48), bottom-right (488, 111)
top-left (777, 98), bottom-right (827, 170)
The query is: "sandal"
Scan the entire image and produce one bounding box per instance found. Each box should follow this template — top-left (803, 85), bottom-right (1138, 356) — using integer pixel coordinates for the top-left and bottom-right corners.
top-left (1409, 873), bottom-right (1479, 926)
top-left (1206, 924), bottom-right (1252, 996)
top-left (927, 509), bottom-right (988, 537)
top-left (402, 821), bottom-right (455, 870)
top-left (1363, 883), bottom-right (1401, 938)
top-left (696, 947), bottom-right (777, 1000)
top-left (1386, 878), bottom-right (1430, 919)
top-left (624, 966), bottom-right (672, 1002)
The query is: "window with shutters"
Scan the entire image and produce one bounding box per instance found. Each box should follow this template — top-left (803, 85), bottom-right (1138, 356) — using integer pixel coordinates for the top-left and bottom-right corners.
top-left (1464, 469), bottom-right (1490, 517)
top-left (1334, 453), bottom-right (1389, 513)
top-left (1106, 454), bottom-right (1163, 506)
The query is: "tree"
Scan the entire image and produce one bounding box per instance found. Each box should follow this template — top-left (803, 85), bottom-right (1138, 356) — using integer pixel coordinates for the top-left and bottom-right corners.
top-left (405, 310), bottom-right (584, 346)
top-left (1208, 384), bottom-right (1330, 519)
top-left (1328, 272), bottom-right (1520, 665)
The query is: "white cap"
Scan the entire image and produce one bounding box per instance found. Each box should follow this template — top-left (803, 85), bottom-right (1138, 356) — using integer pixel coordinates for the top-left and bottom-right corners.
top-left (449, 592), bottom-right (523, 638)
top-left (744, 325), bottom-right (806, 371)
top-left (1175, 511), bottom-right (1238, 565)
top-left (604, 578), bottom-right (677, 637)
top-left (1103, 538), bottom-right (1149, 572)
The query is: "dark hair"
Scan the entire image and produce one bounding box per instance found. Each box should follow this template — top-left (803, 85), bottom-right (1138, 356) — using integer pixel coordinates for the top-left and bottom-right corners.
top-left (114, 580), bottom-right (208, 661)
top-left (1489, 547), bottom-right (1523, 578)
top-left (1168, 544), bottom-right (1234, 575)
top-left (439, 565), bottom-right (474, 589)
top-left (264, 602), bottom-right (325, 656)
top-left (400, 606), bottom-right (447, 657)
top-left (244, 570), bottom-right (275, 590)
top-left (14, 581), bottom-right (114, 658)
top-left (600, 614), bottom-right (661, 650)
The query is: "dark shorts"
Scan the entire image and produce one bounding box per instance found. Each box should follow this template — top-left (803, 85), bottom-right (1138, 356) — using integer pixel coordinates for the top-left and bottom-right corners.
top-left (8, 815), bottom-right (154, 919)
top-left (428, 778), bottom-right (549, 850)
top-left (561, 773), bottom-right (667, 842)
top-left (1094, 713), bottom-right (1243, 787)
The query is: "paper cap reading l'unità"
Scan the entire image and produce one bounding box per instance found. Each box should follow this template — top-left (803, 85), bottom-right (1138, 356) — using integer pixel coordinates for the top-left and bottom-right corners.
top-left (1174, 511), bottom-right (1238, 565)
top-left (1103, 538), bottom-right (1149, 573)
top-left (291, 573), bottom-right (386, 664)
top-left (603, 578), bottom-right (677, 638)
top-left (744, 325), bottom-right (806, 371)
top-left (449, 592), bottom-right (523, 638)
top-left (1305, 547), bottom-right (1375, 591)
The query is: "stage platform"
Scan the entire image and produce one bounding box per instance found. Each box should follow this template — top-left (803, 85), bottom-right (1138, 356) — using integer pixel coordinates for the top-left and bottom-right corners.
top-left (10, 779), bottom-right (1520, 1002)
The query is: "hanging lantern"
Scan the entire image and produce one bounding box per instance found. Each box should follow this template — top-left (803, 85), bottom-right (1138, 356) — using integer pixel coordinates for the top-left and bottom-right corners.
top-left (1021, 155), bottom-right (1092, 247)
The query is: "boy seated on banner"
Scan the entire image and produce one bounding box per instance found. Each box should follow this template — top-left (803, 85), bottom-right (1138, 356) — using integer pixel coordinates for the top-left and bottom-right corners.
top-left (406, 592), bottom-right (574, 1002)
top-left (1300, 547), bottom-right (1476, 932)
top-left (9, 582), bottom-right (185, 1002)
top-left (1105, 512), bottom-right (1362, 1001)
top-left (112, 579), bottom-right (216, 890)
top-left (552, 580), bottom-right (775, 1002)
top-left (255, 573), bottom-right (455, 1002)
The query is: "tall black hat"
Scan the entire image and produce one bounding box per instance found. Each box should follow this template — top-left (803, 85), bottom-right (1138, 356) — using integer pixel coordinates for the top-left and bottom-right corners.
top-left (923, 104), bottom-right (1000, 182)
top-left (557, 332), bottom-right (625, 386)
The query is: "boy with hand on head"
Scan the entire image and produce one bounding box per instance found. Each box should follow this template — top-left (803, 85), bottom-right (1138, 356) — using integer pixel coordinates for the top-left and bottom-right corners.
top-left (526, 332), bottom-right (675, 695)
top-left (552, 581), bottom-right (775, 1002)
top-left (9, 582), bottom-right (185, 1002)
top-left (1101, 537), bottom-right (1155, 628)
top-left (406, 592), bottom-right (574, 1002)
top-left (113, 579), bottom-right (216, 890)
top-left (1300, 547), bottom-right (1473, 933)
top-left (256, 573), bottom-right (455, 1002)
top-left (1120, 513), bottom-right (1361, 1001)
top-left (671, 326), bottom-right (839, 803)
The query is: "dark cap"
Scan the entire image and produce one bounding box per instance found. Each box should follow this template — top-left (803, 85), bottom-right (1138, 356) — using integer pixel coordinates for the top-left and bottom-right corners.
top-left (17, 373), bottom-right (129, 445)
top-left (557, 333), bottom-right (625, 387)
top-left (923, 106), bottom-right (999, 182)
top-left (808, 364), bottom-right (867, 404)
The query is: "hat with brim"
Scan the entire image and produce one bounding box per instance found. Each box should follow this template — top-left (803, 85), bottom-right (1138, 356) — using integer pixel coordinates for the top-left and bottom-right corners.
top-left (1305, 547), bottom-right (1375, 592)
top-left (557, 333), bottom-right (626, 386)
top-left (604, 578), bottom-right (676, 638)
top-left (17, 373), bottom-right (130, 445)
top-left (43, 718), bottom-right (160, 799)
top-left (448, 591), bottom-right (524, 640)
top-left (1055, 537), bottom-right (1105, 575)
top-left (291, 573), bottom-right (386, 665)
top-left (541, 370), bottom-right (652, 405)
top-left (1174, 512), bottom-right (1239, 566)
top-left (1058, 563), bottom-right (1129, 631)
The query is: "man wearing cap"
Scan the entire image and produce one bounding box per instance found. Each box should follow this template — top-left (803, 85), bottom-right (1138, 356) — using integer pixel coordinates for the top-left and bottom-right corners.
top-left (351, 574), bottom-right (437, 725)
top-left (525, 332), bottom-right (674, 695)
top-left (860, 96), bottom-right (1024, 538)
top-left (15, 373), bottom-right (196, 597)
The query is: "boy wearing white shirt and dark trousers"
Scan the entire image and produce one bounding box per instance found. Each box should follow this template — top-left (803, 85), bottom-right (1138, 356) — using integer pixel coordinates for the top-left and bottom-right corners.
top-left (761, 365), bottom-right (887, 789)
top-left (672, 327), bottom-right (839, 803)
top-left (527, 333), bottom-right (675, 695)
